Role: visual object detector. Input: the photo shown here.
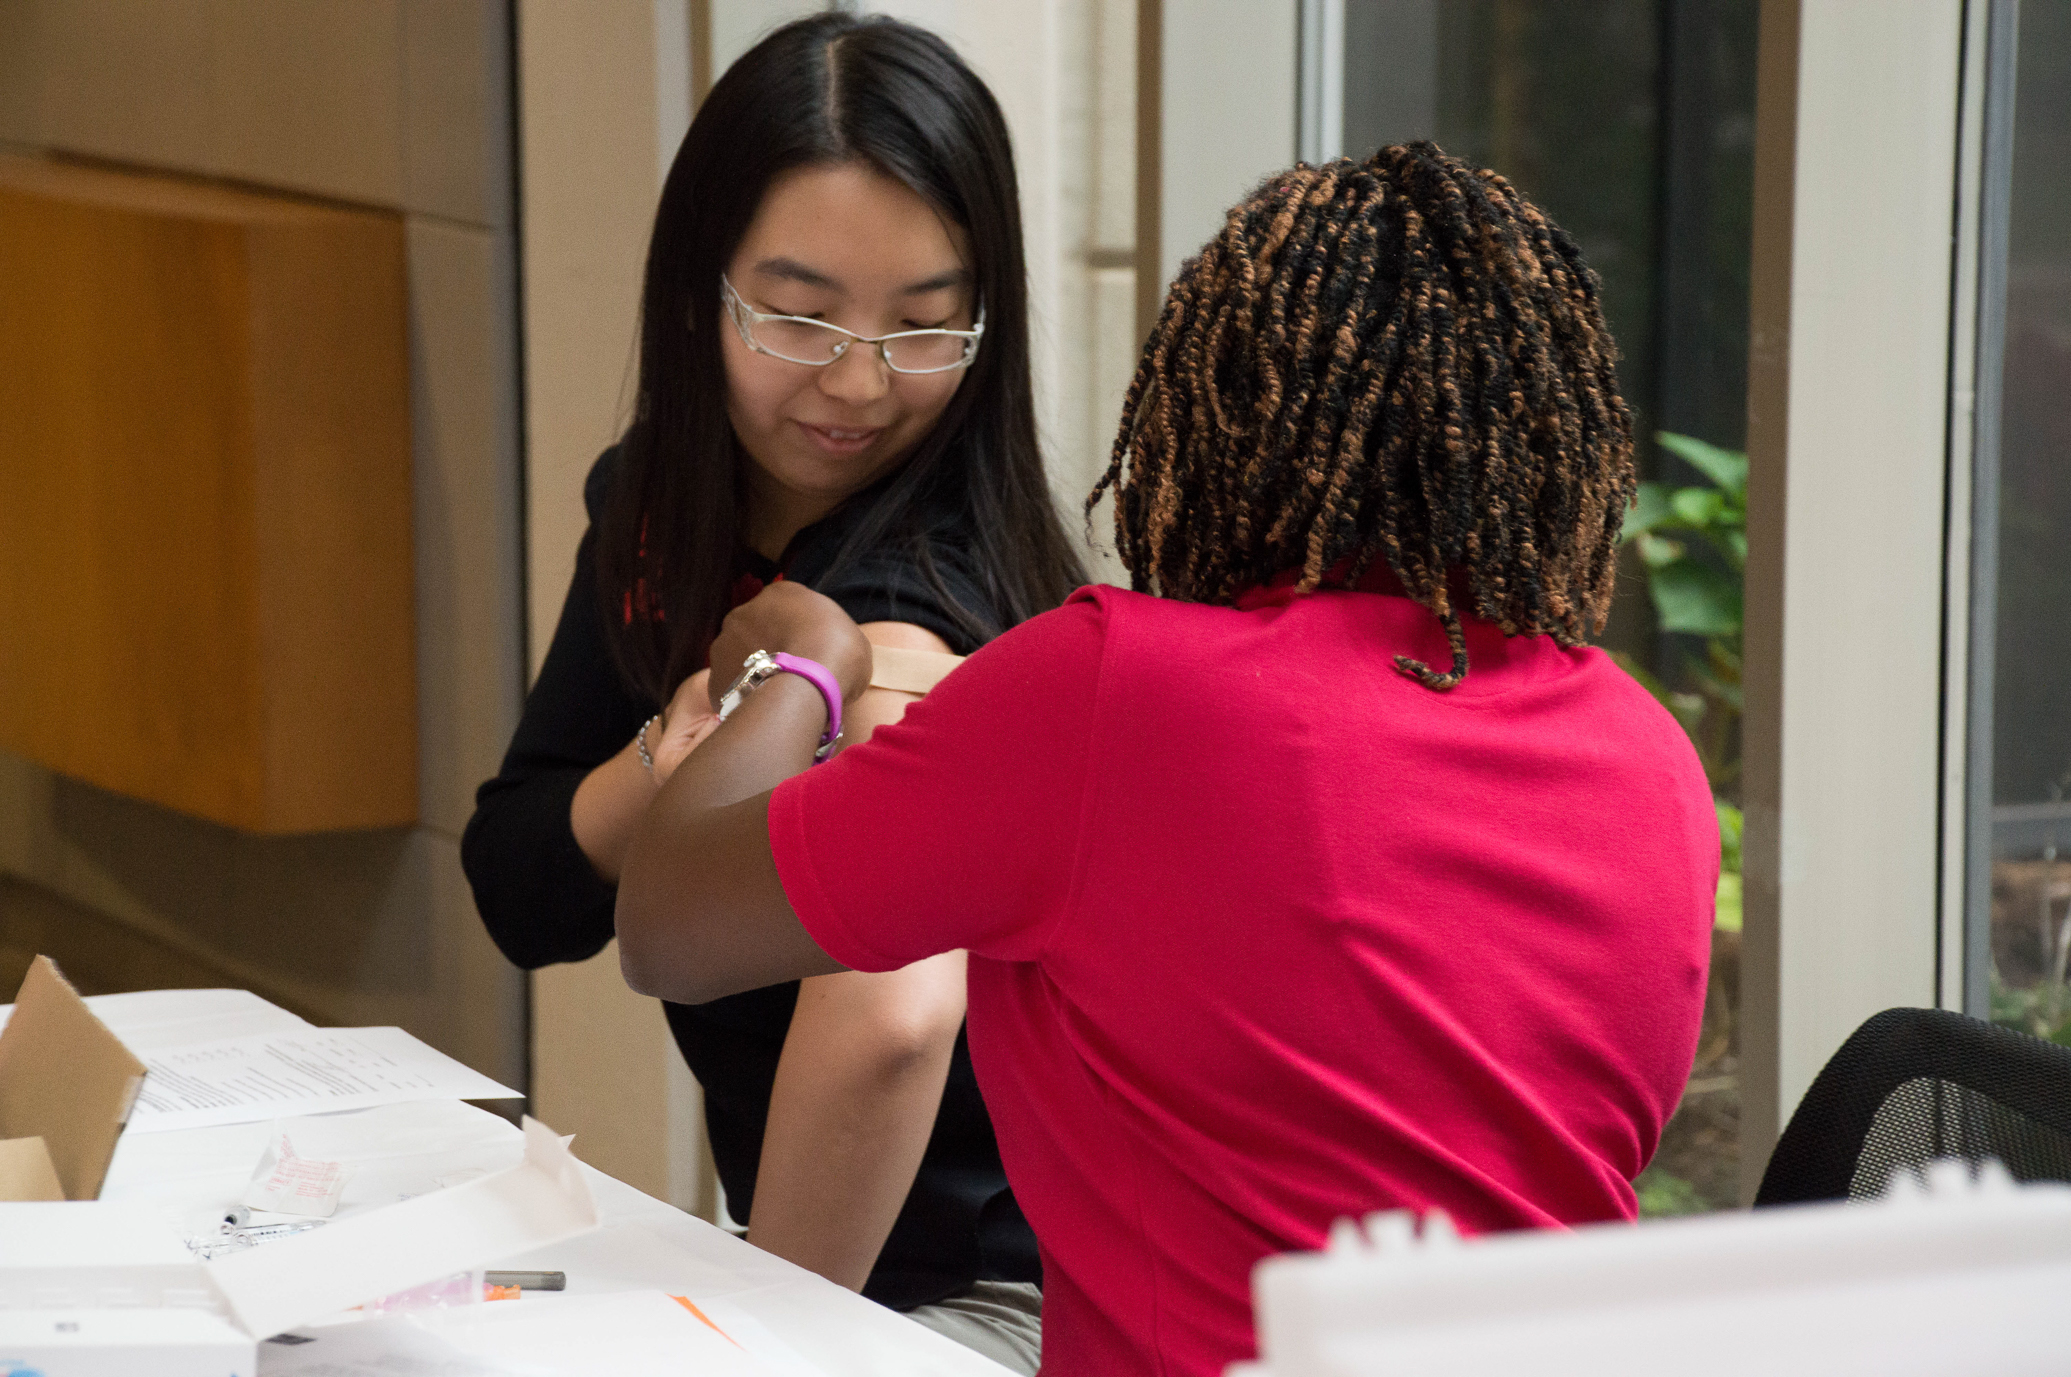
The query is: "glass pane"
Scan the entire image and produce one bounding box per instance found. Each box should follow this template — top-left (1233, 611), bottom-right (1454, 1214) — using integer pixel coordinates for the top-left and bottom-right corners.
top-left (1340, 0), bottom-right (1758, 1213)
top-left (1972, 0), bottom-right (2071, 1042)
top-left (752, 316), bottom-right (849, 364)
top-left (883, 332), bottom-right (972, 372)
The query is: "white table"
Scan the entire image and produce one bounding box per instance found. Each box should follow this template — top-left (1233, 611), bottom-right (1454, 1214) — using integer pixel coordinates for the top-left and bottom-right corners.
top-left (74, 988), bottom-right (1010, 1376)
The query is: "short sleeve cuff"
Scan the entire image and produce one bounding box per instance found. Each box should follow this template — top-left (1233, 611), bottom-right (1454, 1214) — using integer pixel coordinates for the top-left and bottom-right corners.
top-left (769, 773), bottom-right (906, 974)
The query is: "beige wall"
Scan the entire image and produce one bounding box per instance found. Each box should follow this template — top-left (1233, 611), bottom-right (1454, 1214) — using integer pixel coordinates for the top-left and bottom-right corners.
top-left (0, 0), bottom-right (526, 1089)
top-left (516, 0), bottom-right (712, 1217)
top-left (1739, 0), bottom-right (1965, 1193)
top-left (1156, 0), bottom-right (1298, 289)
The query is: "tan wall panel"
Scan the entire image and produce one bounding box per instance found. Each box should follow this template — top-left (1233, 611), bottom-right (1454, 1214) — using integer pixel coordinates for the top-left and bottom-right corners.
top-left (12, 0), bottom-right (508, 229)
top-left (423, 829), bottom-right (526, 1090)
top-left (6, 675), bottom-right (506, 1082)
top-left (516, 0), bottom-right (658, 678)
top-left (0, 754), bottom-right (58, 893)
top-left (519, 0), bottom-right (708, 1211)
top-left (707, 0), bottom-right (814, 73)
top-left (531, 945), bottom-right (682, 1202)
top-left (407, 219), bottom-right (524, 838)
top-left (17, 775), bottom-right (518, 1086)
top-left (0, 1), bottom-right (44, 146)
top-left (0, 876), bottom-right (277, 1010)
top-left (1159, 0), bottom-right (1297, 288)
top-left (42, 777), bottom-right (237, 974)
top-left (0, 156), bottom-right (416, 834)
top-left (1085, 264), bottom-right (1138, 500)
top-left (1092, 0), bottom-right (1136, 257)
top-left (402, 0), bottom-right (512, 227)
top-left (208, 0), bottom-right (406, 207)
top-left (31, 0), bottom-right (215, 172)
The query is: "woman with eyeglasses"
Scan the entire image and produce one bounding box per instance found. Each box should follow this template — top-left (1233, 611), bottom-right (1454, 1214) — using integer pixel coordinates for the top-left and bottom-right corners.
top-left (461, 15), bottom-right (1081, 1372)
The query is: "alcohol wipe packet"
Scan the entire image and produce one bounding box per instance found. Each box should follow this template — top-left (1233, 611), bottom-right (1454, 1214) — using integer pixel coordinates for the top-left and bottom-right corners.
top-left (241, 1132), bottom-right (351, 1218)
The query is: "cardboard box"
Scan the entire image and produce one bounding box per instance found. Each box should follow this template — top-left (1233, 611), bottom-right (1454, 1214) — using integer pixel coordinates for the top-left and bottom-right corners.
top-left (0, 1118), bottom-right (599, 1377)
top-left (0, 957), bottom-right (146, 1202)
top-left (0, 956), bottom-right (596, 1374)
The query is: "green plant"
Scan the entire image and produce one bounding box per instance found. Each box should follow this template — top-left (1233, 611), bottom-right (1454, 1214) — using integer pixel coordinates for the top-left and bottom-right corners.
top-left (1616, 432), bottom-right (1748, 930)
top-left (1991, 965), bottom-right (2071, 1048)
top-left (1615, 432), bottom-right (1745, 793)
top-left (1634, 1168), bottom-right (1709, 1218)
top-left (1626, 435), bottom-right (1746, 630)
top-left (1713, 799), bottom-right (1743, 933)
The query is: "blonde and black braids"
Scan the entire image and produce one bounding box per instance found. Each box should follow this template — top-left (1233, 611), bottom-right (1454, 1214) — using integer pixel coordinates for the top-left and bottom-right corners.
top-left (1089, 141), bottom-right (1635, 689)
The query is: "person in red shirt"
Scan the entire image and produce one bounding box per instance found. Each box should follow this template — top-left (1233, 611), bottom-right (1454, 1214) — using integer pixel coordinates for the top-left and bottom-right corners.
top-left (616, 143), bottom-right (1717, 1377)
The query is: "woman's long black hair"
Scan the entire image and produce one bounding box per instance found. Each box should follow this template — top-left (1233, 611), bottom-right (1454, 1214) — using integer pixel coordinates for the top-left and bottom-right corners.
top-left (595, 12), bottom-right (1088, 701)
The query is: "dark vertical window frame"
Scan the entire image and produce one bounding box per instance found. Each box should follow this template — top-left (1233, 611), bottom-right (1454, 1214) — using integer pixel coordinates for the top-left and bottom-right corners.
top-left (1651, 0), bottom-right (1760, 464)
top-left (1134, 0), bottom-right (1163, 348)
top-left (1963, 0), bottom-right (2018, 1020)
top-left (1936, 0), bottom-right (1987, 1015)
top-left (1653, 0), bottom-right (1721, 453)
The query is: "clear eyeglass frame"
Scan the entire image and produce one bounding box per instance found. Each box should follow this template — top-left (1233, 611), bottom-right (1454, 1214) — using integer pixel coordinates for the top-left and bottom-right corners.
top-left (719, 274), bottom-right (984, 375)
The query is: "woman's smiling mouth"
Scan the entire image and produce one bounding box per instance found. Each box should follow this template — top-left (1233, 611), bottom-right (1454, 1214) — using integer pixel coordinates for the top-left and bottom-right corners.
top-left (798, 422), bottom-right (886, 456)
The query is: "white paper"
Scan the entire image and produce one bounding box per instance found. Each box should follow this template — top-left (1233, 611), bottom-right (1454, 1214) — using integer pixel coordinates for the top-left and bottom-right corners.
top-left (0, 987), bottom-right (313, 1050)
top-left (695, 1296), bottom-right (832, 1376)
top-left (128, 1027), bottom-right (519, 1133)
top-left (210, 1118), bottom-right (599, 1343)
top-left (419, 1291), bottom-right (777, 1376)
top-left (259, 1316), bottom-right (552, 1376)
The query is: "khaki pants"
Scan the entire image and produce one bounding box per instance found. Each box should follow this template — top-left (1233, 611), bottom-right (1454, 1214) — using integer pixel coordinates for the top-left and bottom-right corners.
top-left (905, 1280), bottom-right (1043, 1375)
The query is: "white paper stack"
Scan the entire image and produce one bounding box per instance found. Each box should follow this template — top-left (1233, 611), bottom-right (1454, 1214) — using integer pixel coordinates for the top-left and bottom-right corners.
top-left (0, 985), bottom-right (521, 1137)
top-left (127, 1026), bottom-right (520, 1133)
top-left (1236, 1161), bottom-right (2071, 1377)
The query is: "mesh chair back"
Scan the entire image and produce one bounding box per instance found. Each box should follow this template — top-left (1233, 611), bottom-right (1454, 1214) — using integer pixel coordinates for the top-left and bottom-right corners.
top-left (1753, 1007), bottom-right (2071, 1206)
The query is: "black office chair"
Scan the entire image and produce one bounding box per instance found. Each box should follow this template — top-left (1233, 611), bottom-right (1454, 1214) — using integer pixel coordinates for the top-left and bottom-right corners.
top-left (1753, 1006), bottom-right (2071, 1206)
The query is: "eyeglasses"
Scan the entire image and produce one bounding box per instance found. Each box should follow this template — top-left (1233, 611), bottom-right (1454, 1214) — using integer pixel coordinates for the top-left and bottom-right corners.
top-left (720, 274), bottom-right (984, 375)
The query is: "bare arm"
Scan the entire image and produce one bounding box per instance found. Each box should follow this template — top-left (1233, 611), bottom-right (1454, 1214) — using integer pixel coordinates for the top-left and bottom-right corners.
top-left (744, 623), bottom-right (969, 1289)
top-left (570, 669), bottom-right (717, 883)
top-left (750, 951), bottom-right (967, 1288)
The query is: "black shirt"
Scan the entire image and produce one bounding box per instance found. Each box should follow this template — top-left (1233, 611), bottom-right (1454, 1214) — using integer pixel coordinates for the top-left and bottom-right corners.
top-left (461, 449), bottom-right (1041, 1310)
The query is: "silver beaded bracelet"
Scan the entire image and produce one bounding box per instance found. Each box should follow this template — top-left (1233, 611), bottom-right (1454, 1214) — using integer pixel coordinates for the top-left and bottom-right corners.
top-left (634, 713), bottom-right (662, 772)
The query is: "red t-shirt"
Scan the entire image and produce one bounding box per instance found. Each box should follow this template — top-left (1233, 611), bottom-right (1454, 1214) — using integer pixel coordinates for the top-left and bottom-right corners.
top-left (770, 581), bottom-right (1716, 1377)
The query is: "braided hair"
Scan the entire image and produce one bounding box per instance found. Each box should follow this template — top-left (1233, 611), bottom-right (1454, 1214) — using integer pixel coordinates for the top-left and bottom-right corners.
top-left (1089, 142), bottom-right (1635, 689)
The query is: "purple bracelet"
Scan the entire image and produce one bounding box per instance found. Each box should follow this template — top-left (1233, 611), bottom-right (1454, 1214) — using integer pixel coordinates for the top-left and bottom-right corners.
top-left (769, 652), bottom-right (845, 762)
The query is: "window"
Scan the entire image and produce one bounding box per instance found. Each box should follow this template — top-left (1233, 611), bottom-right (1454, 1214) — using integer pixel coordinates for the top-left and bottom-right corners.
top-left (1967, 0), bottom-right (2071, 1045)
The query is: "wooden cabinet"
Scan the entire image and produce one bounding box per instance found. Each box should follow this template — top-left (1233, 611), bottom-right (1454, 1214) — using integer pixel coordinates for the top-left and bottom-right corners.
top-left (0, 155), bottom-right (415, 833)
